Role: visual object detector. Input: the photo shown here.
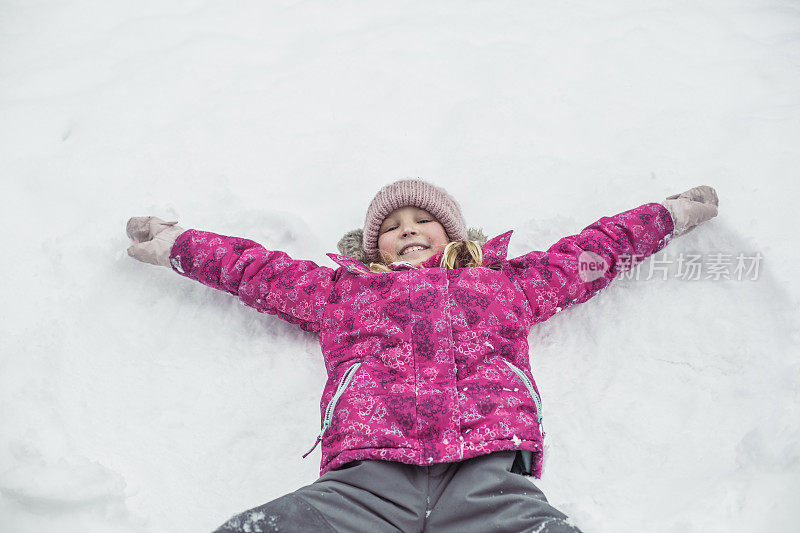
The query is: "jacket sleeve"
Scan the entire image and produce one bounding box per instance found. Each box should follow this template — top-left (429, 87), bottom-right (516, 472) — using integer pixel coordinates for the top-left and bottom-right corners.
top-left (506, 202), bottom-right (675, 324)
top-left (167, 229), bottom-right (335, 333)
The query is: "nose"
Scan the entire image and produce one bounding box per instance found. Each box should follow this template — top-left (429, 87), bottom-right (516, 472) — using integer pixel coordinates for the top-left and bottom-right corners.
top-left (400, 222), bottom-right (418, 237)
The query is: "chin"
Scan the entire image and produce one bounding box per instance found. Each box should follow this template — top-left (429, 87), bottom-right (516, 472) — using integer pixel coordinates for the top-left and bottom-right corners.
top-left (409, 253), bottom-right (434, 266)
top-left (392, 249), bottom-right (435, 265)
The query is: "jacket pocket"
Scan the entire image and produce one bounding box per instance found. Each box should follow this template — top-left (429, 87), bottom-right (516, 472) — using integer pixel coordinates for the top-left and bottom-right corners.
top-left (502, 360), bottom-right (545, 438)
top-left (302, 362), bottom-right (362, 458)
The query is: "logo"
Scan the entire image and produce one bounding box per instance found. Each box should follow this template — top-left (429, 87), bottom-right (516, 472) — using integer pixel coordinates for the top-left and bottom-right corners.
top-left (577, 251), bottom-right (608, 282)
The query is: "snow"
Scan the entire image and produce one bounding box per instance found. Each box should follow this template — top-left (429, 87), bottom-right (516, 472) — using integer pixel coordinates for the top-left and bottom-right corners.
top-left (1, 1), bottom-right (799, 532)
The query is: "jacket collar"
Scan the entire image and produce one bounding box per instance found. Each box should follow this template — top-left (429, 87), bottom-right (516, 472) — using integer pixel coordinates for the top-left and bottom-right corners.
top-left (325, 253), bottom-right (372, 274)
top-left (327, 230), bottom-right (513, 275)
top-left (481, 230), bottom-right (513, 265)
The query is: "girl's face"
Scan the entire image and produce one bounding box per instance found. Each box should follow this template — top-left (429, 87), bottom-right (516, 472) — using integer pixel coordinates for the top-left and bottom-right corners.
top-left (377, 206), bottom-right (450, 267)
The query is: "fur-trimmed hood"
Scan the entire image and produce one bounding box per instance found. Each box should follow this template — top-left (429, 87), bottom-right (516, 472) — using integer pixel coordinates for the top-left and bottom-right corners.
top-left (337, 227), bottom-right (488, 265)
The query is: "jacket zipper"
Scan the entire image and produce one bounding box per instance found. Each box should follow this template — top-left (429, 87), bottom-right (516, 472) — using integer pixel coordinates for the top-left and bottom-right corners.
top-left (302, 362), bottom-right (362, 458)
top-left (503, 360), bottom-right (545, 438)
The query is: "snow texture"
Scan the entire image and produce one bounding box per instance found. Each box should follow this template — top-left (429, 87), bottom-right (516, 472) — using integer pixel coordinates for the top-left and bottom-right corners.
top-left (1, 1), bottom-right (799, 532)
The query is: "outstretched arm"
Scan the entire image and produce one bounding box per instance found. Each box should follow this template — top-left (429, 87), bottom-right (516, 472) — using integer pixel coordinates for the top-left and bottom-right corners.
top-left (126, 217), bottom-right (335, 333)
top-left (506, 186), bottom-right (718, 324)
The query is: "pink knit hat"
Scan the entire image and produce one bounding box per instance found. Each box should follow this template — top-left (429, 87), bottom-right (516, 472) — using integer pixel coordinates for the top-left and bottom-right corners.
top-left (362, 178), bottom-right (468, 261)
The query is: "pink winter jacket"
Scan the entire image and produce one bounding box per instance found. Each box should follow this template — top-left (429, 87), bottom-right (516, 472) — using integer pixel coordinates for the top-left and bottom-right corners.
top-left (168, 202), bottom-right (674, 478)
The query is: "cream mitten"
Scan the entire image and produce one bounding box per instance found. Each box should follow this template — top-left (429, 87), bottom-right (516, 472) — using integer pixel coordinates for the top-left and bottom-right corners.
top-left (126, 216), bottom-right (185, 267)
top-left (660, 185), bottom-right (719, 237)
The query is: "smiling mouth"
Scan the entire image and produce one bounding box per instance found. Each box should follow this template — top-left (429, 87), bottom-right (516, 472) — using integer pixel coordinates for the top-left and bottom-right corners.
top-left (400, 245), bottom-right (429, 256)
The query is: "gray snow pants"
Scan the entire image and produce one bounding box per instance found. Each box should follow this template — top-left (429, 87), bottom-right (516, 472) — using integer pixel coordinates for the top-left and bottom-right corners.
top-left (213, 451), bottom-right (582, 533)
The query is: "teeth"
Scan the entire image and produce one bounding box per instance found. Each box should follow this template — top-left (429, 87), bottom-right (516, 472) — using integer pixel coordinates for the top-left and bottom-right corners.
top-left (401, 245), bottom-right (426, 255)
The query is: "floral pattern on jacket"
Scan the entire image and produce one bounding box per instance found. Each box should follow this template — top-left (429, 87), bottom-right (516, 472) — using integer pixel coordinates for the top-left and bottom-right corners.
top-left (168, 202), bottom-right (674, 478)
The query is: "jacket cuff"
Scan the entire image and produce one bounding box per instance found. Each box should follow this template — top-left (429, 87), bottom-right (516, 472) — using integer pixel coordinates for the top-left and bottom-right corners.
top-left (168, 228), bottom-right (194, 276)
top-left (649, 201), bottom-right (676, 249)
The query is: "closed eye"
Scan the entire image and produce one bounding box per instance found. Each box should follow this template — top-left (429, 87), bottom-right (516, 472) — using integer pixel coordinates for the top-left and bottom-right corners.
top-left (382, 220), bottom-right (430, 233)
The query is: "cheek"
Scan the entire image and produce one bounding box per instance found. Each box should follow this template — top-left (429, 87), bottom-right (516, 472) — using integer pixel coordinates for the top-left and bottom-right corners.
top-left (377, 234), bottom-right (394, 254)
top-left (430, 226), bottom-right (449, 247)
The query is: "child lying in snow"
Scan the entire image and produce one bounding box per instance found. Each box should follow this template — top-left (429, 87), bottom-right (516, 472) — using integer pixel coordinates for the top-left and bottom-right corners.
top-left (126, 179), bottom-right (718, 532)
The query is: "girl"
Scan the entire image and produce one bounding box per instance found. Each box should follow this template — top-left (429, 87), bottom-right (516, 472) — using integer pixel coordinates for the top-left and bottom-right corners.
top-left (126, 179), bottom-right (718, 533)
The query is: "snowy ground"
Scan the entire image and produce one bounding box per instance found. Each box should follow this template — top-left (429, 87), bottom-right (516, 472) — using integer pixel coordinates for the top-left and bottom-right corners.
top-left (2, 1), bottom-right (799, 532)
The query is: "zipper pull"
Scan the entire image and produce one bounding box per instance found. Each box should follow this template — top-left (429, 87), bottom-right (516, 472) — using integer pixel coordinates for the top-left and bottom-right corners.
top-left (301, 433), bottom-right (323, 458)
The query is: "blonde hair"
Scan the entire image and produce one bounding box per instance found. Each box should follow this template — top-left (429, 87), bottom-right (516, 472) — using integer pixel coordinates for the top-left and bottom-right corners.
top-left (368, 240), bottom-right (500, 273)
